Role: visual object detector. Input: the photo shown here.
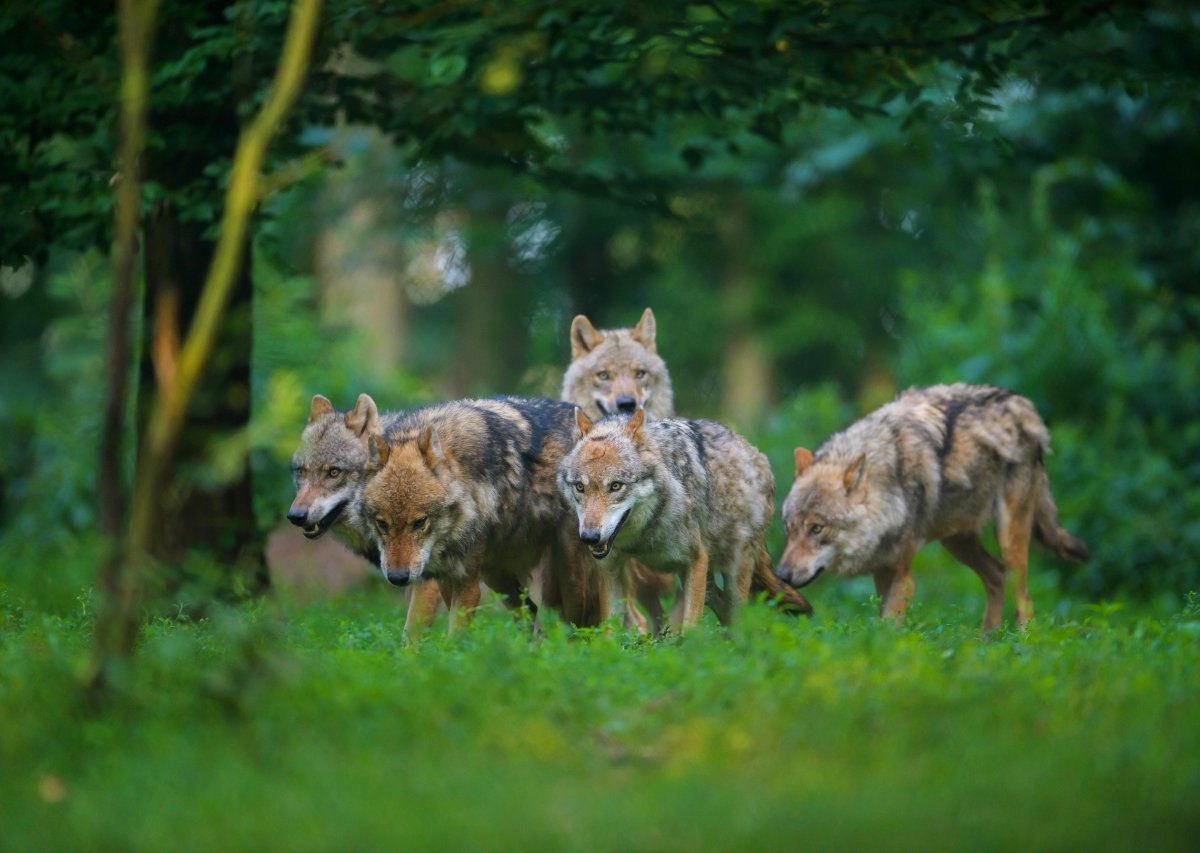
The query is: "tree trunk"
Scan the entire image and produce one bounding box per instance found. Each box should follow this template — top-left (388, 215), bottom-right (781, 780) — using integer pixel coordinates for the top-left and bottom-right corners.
top-left (718, 198), bottom-right (772, 426)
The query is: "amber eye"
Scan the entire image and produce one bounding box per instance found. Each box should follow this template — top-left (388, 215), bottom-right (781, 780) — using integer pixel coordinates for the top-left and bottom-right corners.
top-left (609, 481), bottom-right (624, 492)
top-left (596, 371), bottom-right (611, 381)
top-left (808, 523), bottom-right (824, 537)
top-left (375, 517), bottom-right (390, 533)
top-left (574, 482), bottom-right (585, 494)
top-left (634, 369), bottom-right (646, 379)
top-left (411, 516), bottom-right (430, 533)
top-left (327, 467), bottom-right (341, 478)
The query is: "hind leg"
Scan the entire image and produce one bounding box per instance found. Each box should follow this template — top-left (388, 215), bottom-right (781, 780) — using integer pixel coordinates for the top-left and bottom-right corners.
top-left (996, 477), bottom-right (1037, 630)
top-left (942, 533), bottom-right (1007, 633)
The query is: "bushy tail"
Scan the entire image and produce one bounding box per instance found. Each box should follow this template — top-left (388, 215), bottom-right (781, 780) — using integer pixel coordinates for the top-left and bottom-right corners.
top-left (1033, 471), bottom-right (1089, 563)
top-left (751, 546), bottom-right (814, 616)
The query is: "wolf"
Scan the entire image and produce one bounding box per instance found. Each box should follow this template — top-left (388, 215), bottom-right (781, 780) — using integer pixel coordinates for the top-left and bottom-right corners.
top-left (558, 408), bottom-right (806, 632)
top-left (360, 396), bottom-right (604, 631)
top-left (775, 383), bottom-right (1089, 631)
top-left (560, 308), bottom-right (812, 626)
top-left (287, 393), bottom-right (448, 635)
top-left (561, 308), bottom-right (674, 420)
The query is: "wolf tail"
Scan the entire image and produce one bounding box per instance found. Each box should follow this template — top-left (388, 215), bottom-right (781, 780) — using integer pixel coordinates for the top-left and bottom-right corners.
top-left (1033, 468), bottom-right (1089, 563)
top-left (751, 545), bottom-right (814, 616)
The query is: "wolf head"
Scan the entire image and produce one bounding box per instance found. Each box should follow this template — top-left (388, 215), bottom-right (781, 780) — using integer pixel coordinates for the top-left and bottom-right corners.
top-left (776, 447), bottom-right (870, 588)
top-left (360, 427), bottom-right (462, 586)
top-left (561, 308), bottom-right (674, 421)
top-left (288, 393), bottom-right (380, 540)
top-left (558, 408), bottom-right (654, 559)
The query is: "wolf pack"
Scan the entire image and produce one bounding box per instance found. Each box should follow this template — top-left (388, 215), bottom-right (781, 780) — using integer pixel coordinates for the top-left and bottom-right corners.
top-left (288, 308), bottom-right (1088, 637)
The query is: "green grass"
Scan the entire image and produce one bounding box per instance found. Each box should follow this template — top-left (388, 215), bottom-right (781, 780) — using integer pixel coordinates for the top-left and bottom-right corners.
top-left (2, 575), bottom-right (1198, 851)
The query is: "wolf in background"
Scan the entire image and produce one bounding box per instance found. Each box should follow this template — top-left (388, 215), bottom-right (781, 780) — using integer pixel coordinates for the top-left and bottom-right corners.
top-left (775, 383), bottom-right (1088, 631)
top-left (559, 409), bottom-right (793, 632)
top-left (287, 394), bottom-right (449, 636)
top-left (361, 396), bottom-right (604, 632)
top-left (561, 308), bottom-right (812, 629)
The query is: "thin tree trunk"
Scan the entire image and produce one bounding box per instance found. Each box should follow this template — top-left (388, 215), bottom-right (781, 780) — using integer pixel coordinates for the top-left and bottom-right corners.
top-left (718, 198), bottom-right (773, 426)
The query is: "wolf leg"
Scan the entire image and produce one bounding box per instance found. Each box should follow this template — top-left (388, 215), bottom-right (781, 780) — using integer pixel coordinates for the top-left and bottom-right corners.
top-left (878, 558), bottom-right (916, 623)
top-left (996, 478), bottom-right (1037, 630)
top-left (447, 574), bottom-right (483, 635)
top-left (402, 580), bottom-right (443, 640)
top-left (671, 549), bottom-right (710, 632)
top-left (942, 533), bottom-right (1007, 633)
top-left (631, 561), bottom-right (670, 635)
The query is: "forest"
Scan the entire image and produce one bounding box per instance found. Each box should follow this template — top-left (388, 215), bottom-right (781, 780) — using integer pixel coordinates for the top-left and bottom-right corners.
top-left (1, 1), bottom-right (1198, 848)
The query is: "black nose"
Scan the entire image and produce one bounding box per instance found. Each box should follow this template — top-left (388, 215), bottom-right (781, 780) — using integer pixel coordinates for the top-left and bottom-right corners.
top-left (775, 566), bottom-right (792, 582)
top-left (615, 396), bottom-right (637, 414)
top-left (385, 570), bottom-right (410, 587)
top-left (286, 509), bottom-right (307, 527)
top-left (579, 529), bottom-right (602, 546)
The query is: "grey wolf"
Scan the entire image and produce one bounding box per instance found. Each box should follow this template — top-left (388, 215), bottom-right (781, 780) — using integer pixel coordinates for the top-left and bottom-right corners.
top-left (360, 396), bottom-right (604, 631)
top-left (561, 308), bottom-right (674, 420)
top-left (287, 393), bottom-right (447, 635)
top-left (775, 383), bottom-right (1088, 631)
top-left (560, 308), bottom-right (811, 626)
top-left (558, 408), bottom-right (804, 632)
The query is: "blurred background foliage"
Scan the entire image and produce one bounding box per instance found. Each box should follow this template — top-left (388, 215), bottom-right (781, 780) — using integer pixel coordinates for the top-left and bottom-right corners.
top-left (1, 1), bottom-right (1197, 609)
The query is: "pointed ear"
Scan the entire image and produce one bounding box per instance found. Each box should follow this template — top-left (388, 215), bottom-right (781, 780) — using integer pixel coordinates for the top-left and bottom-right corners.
top-left (346, 393), bottom-right (380, 438)
top-left (630, 307), bottom-right (657, 353)
top-left (625, 408), bottom-right (645, 443)
top-left (570, 314), bottom-right (603, 359)
top-left (367, 433), bottom-right (391, 472)
top-left (843, 453), bottom-right (866, 493)
top-left (416, 425), bottom-right (444, 469)
top-left (308, 394), bottom-right (334, 423)
top-left (794, 447), bottom-right (814, 478)
top-left (574, 407), bottom-right (594, 440)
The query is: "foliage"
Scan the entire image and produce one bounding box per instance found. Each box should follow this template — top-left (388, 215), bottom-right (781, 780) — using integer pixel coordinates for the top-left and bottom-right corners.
top-left (1, 587), bottom-right (1198, 848)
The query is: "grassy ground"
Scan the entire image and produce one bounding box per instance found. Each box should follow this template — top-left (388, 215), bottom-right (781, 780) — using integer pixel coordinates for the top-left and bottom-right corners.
top-left (2, 569), bottom-right (1198, 851)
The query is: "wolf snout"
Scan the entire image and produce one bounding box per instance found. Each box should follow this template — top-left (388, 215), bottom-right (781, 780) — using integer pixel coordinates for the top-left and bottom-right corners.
top-left (615, 396), bottom-right (638, 414)
top-left (385, 570), bottom-right (411, 587)
top-left (579, 529), bottom-right (602, 546)
top-left (286, 508), bottom-right (308, 527)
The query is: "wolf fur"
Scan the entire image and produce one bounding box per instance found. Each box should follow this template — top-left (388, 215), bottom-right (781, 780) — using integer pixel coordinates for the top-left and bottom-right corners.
top-left (288, 393), bottom-right (448, 635)
top-left (560, 309), bottom-right (812, 626)
top-left (559, 409), bottom-right (802, 632)
top-left (361, 396), bottom-right (604, 631)
top-left (776, 383), bottom-right (1088, 631)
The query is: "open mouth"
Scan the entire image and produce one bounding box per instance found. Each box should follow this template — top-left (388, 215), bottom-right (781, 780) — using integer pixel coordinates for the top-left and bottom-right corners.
top-left (302, 500), bottom-right (348, 540)
top-left (794, 564), bottom-right (827, 589)
top-left (588, 509), bottom-right (630, 560)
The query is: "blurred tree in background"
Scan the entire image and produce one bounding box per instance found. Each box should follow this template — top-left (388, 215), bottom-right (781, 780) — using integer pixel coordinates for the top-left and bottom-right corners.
top-left (0, 0), bottom-right (1197, 630)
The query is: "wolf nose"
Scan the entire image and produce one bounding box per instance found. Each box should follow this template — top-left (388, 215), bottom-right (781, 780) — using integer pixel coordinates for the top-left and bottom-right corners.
top-left (579, 529), bottom-right (602, 546)
top-left (615, 396), bottom-right (637, 414)
top-left (286, 509), bottom-right (308, 527)
top-left (385, 570), bottom-right (411, 587)
top-left (775, 565), bottom-right (792, 583)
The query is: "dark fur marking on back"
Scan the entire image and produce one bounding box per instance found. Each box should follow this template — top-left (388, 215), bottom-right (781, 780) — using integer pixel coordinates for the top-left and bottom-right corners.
top-left (939, 397), bottom-right (971, 460)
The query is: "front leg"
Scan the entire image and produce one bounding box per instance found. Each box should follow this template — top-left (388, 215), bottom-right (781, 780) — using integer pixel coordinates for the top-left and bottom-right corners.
top-left (445, 555), bottom-right (484, 635)
top-left (402, 580), bottom-right (443, 640)
top-left (670, 547), bottom-right (709, 633)
top-left (877, 553), bottom-right (917, 624)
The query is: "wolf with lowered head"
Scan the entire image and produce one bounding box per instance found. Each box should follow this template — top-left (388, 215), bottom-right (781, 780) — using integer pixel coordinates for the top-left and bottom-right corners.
top-left (776, 383), bottom-right (1088, 632)
top-left (287, 393), bottom-right (448, 635)
top-left (559, 408), bottom-right (810, 632)
top-left (361, 396), bottom-right (604, 631)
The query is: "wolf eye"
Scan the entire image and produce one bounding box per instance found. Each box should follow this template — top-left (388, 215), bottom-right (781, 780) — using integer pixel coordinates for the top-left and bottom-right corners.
top-left (808, 523), bottom-right (824, 537)
top-left (375, 517), bottom-right (390, 533)
top-left (596, 371), bottom-right (611, 381)
top-left (327, 467), bottom-right (341, 478)
top-left (634, 369), bottom-right (646, 379)
top-left (573, 482), bottom-right (585, 494)
top-left (609, 481), bottom-right (624, 492)
top-left (411, 516), bottom-right (430, 533)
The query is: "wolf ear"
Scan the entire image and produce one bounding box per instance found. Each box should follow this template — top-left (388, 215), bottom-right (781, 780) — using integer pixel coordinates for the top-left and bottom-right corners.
top-left (416, 425), bottom-right (444, 469)
top-left (308, 394), bottom-right (334, 423)
top-left (625, 408), bottom-right (646, 443)
top-left (574, 407), bottom-right (595, 440)
top-left (843, 453), bottom-right (866, 493)
top-left (367, 433), bottom-right (391, 472)
top-left (346, 393), bottom-right (380, 438)
top-left (794, 447), bottom-right (814, 478)
top-left (570, 314), bottom-right (603, 359)
top-left (630, 307), bottom-right (657, 353)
